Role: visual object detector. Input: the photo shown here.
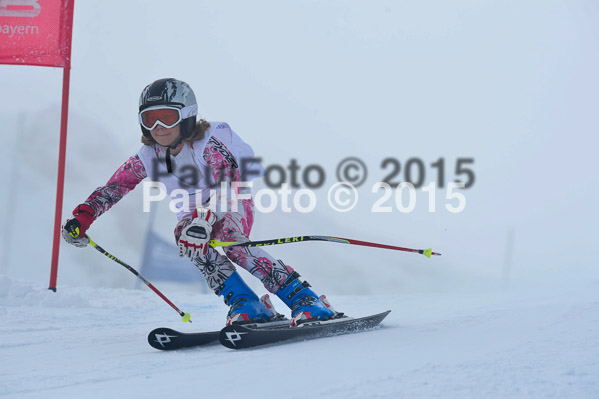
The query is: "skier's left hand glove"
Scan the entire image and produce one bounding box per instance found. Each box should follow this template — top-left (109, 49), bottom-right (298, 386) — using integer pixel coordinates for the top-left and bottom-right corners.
top-left (178, 208), bottom-right (217, 260)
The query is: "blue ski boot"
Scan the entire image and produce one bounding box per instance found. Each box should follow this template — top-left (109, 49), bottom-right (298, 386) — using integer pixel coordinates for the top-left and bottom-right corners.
top-left (215, 271), bottom-right (284, 325)
top-left (275, 272), bottom-right (343, 327)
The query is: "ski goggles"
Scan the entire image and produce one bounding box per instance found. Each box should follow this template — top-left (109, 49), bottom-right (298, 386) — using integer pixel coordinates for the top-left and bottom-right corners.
top-left (138, 104), bottom-right (198, 130)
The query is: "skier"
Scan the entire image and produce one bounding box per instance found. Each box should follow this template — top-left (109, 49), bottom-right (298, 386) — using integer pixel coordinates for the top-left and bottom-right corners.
top-left (62, 78), bottom-right (340, 326)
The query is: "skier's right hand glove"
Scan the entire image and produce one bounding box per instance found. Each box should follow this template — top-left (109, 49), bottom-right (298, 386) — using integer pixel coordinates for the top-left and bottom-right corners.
top-left (61, 204), bottom-right (94, 248)
top-left (178, 208), bottom-right (217, 260)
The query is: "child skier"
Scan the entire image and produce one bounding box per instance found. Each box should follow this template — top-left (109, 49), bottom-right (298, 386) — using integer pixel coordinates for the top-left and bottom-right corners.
top-left (62, 78), bottom-right (340, 326)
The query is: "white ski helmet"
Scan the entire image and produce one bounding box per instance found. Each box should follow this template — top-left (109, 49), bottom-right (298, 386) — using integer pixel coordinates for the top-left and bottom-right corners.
top-left (138, 78), bottom-right (198, 140)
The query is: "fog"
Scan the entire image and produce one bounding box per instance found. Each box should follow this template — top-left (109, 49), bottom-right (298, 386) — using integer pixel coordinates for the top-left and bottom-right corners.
top-left (1, 0), bottom-right (598, 294)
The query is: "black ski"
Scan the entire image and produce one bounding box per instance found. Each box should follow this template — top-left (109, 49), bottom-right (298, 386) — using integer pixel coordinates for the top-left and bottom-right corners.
top-left (148, 327), bottom-right (219, 350)
top-left (219, 310), bottom-right (391, 349)
top-left (148, 319), bottom-right (291, 351)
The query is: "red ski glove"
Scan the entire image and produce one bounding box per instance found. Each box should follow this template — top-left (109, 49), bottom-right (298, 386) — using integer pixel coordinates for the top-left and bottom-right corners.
top-left (62, 204), bottom-right (95, 248)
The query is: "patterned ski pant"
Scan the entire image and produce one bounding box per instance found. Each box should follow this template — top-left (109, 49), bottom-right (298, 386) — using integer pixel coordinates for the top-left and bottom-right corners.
top-left (174, 198), bottom-right (294, 293)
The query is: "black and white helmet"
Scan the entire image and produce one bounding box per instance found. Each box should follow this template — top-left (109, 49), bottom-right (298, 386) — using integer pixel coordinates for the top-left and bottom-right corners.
top-left (138, 78), bottom-right (198, 139)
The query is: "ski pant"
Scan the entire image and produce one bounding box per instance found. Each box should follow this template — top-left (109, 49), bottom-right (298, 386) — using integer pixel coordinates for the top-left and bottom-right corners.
top-left (174, 198), bottom-right (294, 293)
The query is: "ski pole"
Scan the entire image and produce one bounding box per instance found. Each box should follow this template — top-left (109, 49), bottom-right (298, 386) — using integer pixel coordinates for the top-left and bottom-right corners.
top-left (86, 235), bottom-right (192, 323)
top-left (210, 235), bottom-right (441, 258)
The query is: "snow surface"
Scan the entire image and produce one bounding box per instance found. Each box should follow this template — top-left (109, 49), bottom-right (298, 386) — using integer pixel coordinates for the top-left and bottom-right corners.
top-left (2, 271), bottom-right (598, 399)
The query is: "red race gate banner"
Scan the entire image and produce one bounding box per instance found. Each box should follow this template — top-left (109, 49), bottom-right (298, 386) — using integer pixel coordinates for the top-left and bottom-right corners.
top-left (1, 0), bottom-right (75, 291)
top-left (0, 0), bottom-right (74, 67)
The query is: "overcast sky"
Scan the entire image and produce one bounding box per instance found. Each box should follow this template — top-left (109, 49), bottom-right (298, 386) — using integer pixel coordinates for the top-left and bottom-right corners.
top-left (1, 0), bottom-right (597, 292)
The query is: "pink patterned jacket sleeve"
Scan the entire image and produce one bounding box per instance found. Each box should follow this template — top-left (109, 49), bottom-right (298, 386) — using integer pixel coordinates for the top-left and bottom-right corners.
top-left (84, 155), bottom-right (147, 219)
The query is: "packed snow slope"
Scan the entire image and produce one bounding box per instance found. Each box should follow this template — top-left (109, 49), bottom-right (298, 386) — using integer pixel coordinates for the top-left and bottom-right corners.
top-left (2, 270), bottom-right (598, 399)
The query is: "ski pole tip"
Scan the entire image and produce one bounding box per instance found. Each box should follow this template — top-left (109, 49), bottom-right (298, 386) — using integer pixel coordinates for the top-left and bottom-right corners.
top-left (181, 312), bottom-right (191, 323)
top-left (422, 248), bottom-right (432, 258)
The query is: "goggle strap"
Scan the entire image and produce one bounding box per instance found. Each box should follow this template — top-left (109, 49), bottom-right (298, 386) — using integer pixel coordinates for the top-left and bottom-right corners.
top-left (180, 104), bottom-right (198, 119)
